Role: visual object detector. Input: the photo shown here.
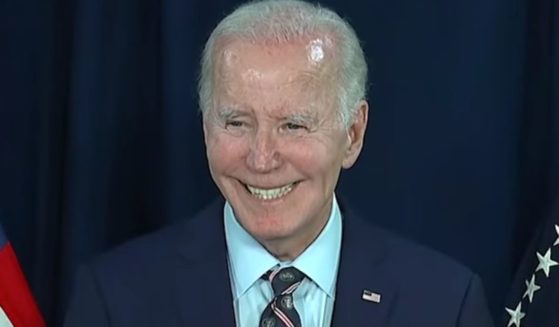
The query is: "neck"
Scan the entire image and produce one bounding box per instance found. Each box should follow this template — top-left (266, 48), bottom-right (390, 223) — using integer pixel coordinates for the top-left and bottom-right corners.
top-left (260, 206), bottom-right (331, 262)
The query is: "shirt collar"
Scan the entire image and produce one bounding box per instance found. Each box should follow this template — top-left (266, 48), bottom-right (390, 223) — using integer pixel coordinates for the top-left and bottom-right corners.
top-left (224, 195), bottom-right (342, 300)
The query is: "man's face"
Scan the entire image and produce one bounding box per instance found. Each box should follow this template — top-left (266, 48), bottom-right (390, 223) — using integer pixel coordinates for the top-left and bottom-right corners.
top-left (203, 38), bottom-right (367, 257)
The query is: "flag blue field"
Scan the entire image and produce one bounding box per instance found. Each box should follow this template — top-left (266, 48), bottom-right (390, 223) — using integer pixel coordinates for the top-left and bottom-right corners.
top-left (504, 199), bottom-right (559, 326)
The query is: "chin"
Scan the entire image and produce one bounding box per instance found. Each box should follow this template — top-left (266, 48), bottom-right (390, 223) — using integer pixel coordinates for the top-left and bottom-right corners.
top-left (243, 217), bottom-right (297, 242)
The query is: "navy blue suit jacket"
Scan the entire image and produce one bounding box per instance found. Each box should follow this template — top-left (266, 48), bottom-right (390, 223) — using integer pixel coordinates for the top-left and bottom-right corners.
top-left (64, 199), bottom-right (494, 326)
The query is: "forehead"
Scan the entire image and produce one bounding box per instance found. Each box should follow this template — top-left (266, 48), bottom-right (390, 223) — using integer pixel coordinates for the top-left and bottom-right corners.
top-left (214, 37), bottom-right (336, 87)
top-left (211, 39), bottom-right (339, 117)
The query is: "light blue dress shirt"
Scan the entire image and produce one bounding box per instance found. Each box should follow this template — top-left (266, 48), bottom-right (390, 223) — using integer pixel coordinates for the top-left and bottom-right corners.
top-left (224, 196), bottom-right (342, 327)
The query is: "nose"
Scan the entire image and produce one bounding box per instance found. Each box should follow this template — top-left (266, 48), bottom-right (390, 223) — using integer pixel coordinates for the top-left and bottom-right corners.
top-left (246, 128), bottom-right (282, 173)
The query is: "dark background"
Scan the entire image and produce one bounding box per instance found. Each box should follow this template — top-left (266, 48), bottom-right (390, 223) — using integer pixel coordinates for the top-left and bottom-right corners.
top-left (1, 0), bottom-right (557, 325)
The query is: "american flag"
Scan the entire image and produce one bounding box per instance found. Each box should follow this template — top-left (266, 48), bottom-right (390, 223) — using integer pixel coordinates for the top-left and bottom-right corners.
top-left (0, 224), bottom-right (45, 327)
top-left (362, 289), bottom-right (381, 303)
top-left (504, 199), bottom-right (559, 326)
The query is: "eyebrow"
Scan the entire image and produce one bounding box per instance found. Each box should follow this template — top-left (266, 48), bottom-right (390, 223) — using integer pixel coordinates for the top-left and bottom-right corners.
top-left (214, 106), bottom-right (319, 125)
top-left (283, 113), bottom-right (319, 126)
top-left (215, 107), bottom-right (248, 121)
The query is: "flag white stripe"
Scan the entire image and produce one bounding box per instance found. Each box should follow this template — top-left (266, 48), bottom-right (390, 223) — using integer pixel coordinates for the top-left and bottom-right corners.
top-left (0, 306), bottom-right (14, 327)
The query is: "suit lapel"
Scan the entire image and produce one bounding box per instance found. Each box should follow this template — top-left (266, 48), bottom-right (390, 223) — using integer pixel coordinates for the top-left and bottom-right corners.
top-left (175, 257), bottom-right (235, 326)
top-left (332, 204), bottom-right (399, 327)
top-left (174, 199), bottom-right (236, 327)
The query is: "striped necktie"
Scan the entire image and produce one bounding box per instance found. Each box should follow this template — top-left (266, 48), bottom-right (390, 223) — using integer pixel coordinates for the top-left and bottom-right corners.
top-left (260, 267), bottom-right (305, 327)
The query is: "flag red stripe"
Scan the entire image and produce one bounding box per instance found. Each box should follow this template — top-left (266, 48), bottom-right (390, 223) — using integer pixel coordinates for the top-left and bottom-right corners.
top-left (0, 243), bottom-right (45, 327)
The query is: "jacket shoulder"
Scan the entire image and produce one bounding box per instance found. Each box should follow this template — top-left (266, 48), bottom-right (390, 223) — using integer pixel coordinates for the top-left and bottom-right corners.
top-left (86, 198), bottom-right (224, 282)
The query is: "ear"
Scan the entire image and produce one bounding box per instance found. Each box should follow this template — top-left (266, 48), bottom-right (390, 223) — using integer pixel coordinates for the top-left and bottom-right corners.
top-left (202, 113), bottom-right (211, 147)
top-left (342, 100), bottom-right (369, 169)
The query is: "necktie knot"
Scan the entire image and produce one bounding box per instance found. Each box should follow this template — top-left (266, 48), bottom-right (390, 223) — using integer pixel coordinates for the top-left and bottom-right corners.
top-left (264, 267), bottom-right (306, 297)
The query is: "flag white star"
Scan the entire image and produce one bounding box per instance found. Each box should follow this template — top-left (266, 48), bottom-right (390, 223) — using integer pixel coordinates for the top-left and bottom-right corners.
top-left (506, 302), bottom-right (526, 327)
top-left (554, 224), bottom-right (559, 246)
top-left (536, 248), bottom-right (558, 277)
top-left (523, 274), bottom-right (540, 303)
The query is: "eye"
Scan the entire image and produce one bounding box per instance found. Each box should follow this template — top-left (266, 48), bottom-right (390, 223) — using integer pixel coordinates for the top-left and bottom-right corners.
top-left (284, 122), bottom-right (307, 131)
top-left (225, 120), bottom-right (245, 128)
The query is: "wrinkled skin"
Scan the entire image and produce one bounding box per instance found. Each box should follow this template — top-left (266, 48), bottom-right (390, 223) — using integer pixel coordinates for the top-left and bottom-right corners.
top-left (203, 37), bottom-right (368, 260)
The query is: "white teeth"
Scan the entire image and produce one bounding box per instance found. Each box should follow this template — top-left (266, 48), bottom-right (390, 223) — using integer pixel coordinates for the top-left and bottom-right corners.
top-left (246, 183), bottom-right (295, 200)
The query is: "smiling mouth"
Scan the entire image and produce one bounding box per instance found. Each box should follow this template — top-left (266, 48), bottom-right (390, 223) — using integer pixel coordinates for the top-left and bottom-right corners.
top-left (244, 182), bottom-right (298, 200)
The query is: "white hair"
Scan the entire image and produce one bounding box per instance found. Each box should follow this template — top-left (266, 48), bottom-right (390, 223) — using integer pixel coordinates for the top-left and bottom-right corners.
top-left (198, 0), bottom-right (368, 128)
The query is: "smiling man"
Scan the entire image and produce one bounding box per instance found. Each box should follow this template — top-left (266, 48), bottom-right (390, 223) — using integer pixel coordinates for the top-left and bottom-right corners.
top-left (65, 1), bottom-right (495, 326)
top-left (203, 36), bottom-right (365, 263)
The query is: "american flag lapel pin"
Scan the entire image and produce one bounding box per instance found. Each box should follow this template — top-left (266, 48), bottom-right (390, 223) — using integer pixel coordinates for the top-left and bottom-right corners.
top-left (362, 289), bottom-right (381, 303)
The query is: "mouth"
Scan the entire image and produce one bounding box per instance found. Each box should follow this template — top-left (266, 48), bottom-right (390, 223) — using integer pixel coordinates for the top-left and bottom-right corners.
top-left (243, 182), bottom-right (298, 201)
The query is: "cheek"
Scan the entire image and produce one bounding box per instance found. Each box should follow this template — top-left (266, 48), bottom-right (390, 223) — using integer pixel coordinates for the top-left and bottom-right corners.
top-left (280, 142), bottom-right (330, 185)
top-left (290, 146), bottom-right (319, 168)
top-left (206, 132), bottom-right (248, 170)
top-left (283, 139), bottom-right (339, 174)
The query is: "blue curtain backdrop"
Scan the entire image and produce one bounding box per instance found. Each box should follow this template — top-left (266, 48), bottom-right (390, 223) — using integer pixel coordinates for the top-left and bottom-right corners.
top-left (1, 0), bottom-right (557, 325)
